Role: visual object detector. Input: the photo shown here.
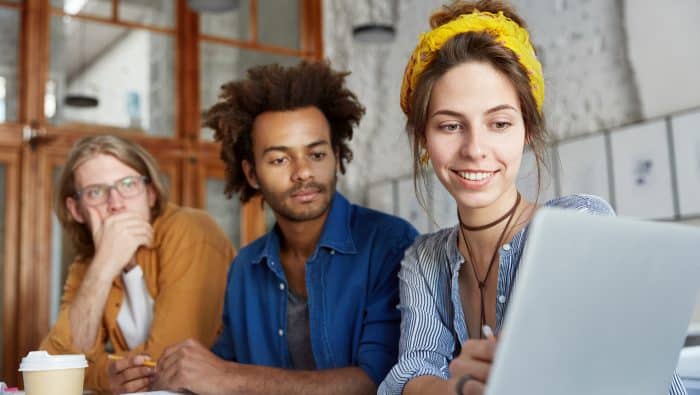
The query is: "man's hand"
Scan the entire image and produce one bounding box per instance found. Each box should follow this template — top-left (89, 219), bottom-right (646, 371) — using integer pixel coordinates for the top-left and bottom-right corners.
top-left (107, 355), bottom-right (155, 394)
top-left (447, 337), bottom-right (497, 395)
top-left (66, 209), bottom-right (153, 352)
top-left (88, 207), bottom-right (153, 278)
top-left (153, 339), bottom-right (234, 395)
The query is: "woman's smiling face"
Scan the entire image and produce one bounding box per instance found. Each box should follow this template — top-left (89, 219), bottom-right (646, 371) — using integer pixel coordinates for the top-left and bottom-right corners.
top-left (425, 61), bottom-right (526, 214)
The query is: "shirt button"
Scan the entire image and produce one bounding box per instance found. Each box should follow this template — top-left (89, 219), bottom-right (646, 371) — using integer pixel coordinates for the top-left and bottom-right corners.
top-left (279, 283), bottom-right (285, 291)
top-left (502, 243), bottom-right (511, 251)
top-left (278, 329), bottom-right (284, 336)
top-left (329, 250), bottom-right (335, 255)
top-left (498, 295), bottom-right (506, 304)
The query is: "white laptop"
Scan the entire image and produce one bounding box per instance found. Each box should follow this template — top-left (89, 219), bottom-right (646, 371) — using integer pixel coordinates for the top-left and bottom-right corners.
top-left (486, 208), bottom-right (700, 395)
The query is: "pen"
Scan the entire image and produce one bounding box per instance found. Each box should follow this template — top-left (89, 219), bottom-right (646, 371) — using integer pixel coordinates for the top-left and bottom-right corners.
top-left (481, 325), bottom-right (495, 340)
top-left (107, 354), bottom-right (157, 367)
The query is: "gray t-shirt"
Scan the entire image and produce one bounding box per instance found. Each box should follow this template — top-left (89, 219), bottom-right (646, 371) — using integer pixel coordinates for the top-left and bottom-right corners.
top-left (287, 289), bottom-right (316, 370)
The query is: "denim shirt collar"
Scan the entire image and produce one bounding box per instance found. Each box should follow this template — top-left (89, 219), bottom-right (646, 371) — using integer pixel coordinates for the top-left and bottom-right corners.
top-left (251, 192), bottom-right (358, 266)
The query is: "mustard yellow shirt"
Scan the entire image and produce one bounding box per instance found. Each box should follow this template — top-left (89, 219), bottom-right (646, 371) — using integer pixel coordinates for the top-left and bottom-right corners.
top-left (40, 203), bottom-right (235, 392)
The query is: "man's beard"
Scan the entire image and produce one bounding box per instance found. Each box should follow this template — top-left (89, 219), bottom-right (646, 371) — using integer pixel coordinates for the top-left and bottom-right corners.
top-left (259, 174), bottom-right (336, 223)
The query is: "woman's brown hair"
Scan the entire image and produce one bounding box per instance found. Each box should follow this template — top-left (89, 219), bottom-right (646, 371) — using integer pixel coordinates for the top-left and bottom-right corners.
top-left (55, 135), bottom-right (168, 259)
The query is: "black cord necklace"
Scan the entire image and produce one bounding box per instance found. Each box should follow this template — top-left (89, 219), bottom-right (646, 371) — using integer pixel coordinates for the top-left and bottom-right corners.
top-left (457, 193), bottom-right (521, 339)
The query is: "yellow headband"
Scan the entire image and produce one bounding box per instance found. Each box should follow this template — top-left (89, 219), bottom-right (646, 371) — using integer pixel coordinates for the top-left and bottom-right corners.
top-left (400, 10), bottom-right (544, 115)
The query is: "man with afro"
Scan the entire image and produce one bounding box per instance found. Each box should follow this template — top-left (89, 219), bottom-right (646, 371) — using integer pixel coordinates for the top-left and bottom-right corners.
top-left (154, 61), bottom-right (418, 395)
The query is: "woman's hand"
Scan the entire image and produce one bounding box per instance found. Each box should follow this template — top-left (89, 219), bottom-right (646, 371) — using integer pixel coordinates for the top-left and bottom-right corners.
top-left (447, 336), bottom-right (497, 395)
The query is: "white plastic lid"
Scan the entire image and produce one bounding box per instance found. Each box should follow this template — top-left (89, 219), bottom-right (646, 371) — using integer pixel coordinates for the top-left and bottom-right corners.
top-left (19, 351), bottom-right (88, 372)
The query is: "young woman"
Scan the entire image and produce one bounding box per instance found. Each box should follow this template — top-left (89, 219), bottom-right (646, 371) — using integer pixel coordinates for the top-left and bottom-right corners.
top-left (378, 1), bottom-right (686, 395)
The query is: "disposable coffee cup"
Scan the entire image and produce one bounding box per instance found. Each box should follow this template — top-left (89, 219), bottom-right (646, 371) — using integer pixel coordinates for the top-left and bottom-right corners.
top-left (18, 351), bottom-right (87, 395)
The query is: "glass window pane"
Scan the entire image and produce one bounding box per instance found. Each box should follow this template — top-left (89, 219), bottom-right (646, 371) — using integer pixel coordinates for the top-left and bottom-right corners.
top-left (0, 7), bottom-right (20, 123)
top-left (49, 17), bottom-right (176, 136)
top-left (200, 43), bottom-right (302, 140)
top-left (258, 0), bottom-right (300, 50)
top-left (0, 165), bottom-right (5, 372)
top-left (198, 0), bottom-right (250, 41)
top-left (120, 0), bottom-right (175, 29)
top-left (161, 173), bottom-right (170, 192)
top-left (51, 0), bottom-right (112, 18)
top-left (206, 178), bottom-right (241, 249)
top-left (50, 166), bottom-right (75, 325)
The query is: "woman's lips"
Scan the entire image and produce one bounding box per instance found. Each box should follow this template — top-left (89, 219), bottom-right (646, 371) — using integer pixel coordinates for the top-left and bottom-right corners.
top-left (451, 169), bottom-right (498, 189)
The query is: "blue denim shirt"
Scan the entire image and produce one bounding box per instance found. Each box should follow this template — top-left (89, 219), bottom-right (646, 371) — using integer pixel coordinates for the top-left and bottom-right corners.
top-left (212, 192), bottom-right (418, 385)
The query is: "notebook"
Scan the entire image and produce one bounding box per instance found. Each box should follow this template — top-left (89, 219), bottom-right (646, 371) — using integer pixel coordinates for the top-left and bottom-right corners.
top-left (485, 208), bottom-right (700, 395)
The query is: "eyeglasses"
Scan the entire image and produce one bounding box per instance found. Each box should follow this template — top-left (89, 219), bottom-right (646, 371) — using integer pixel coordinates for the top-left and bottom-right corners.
top-left (75, 175), bottom-right (150, 206)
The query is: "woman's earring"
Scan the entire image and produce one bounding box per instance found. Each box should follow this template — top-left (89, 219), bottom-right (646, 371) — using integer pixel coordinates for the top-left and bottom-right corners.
top-left (420, 150), bottom-right (430, 166)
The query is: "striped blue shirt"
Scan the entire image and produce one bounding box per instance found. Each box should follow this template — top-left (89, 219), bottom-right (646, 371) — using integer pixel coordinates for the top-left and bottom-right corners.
top-left (378, 194), bottom-right (686, 395)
